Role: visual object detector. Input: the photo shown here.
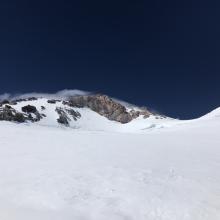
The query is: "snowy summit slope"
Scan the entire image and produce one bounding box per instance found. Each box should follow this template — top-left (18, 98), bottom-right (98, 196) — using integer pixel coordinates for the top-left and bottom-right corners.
top-left (0, 96), bottom-right (178, 133)
top-left (0, 94), bottom-right (220, 220)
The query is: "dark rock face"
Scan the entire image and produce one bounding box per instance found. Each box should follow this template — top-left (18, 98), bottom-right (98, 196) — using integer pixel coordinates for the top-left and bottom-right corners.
top-left (21, 105), bottom-right (43, 122)
top-left (27, 97), bottom-right (38, 101)
top-left (68, 94), bottom-right (150, 124)
top-left (68, 95), bottom-right (132, 123)
top-left (56, 107), bottom-right (81, 126)
top-left (0, 106), bottom-right (26, 123)
top-left (29, 112), bottom-right (43, 122)
top-left (5, 105), bottom-right (12, 109)
top-left (66, 109), bottom-right (81, 121)
top-left (14, 113), bottom-right (26, 122)
top-left (57, 115), bottom-right (69, 125)
top-left (48, 99), bottom-right (57, 104)
top-left (56, 107), bottom-right (70, 126)
top-left (22, 105), bottom-right (37, 113)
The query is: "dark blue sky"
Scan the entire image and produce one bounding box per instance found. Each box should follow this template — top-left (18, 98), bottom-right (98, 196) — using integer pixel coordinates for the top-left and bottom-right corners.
top-left (0, 0), bottom-right (219, 119)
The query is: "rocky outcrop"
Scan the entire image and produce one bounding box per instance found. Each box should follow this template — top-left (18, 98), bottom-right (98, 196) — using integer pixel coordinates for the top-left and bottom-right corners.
top-left (27, 97), bottom-right (38, 101)
top-left (129, 108), bottom-right (151, 119)
top-left (0, 94), bottom-right (152, 125)
top-left (0, 105), bottom-right (26, 122)
top-left (68, 94), bottom-right (151, 123)
top-left (67, 95), bottom-right (131, 123)
top-left (56, 107), bottom-right (81, 126)
top-left (21, 105), bottom-right (43, 122)
top-left (22, 105), bottom-right (37, 113)
top-left (65, 109), bottom-right (81, 121)
top-left (47, 99), bottom-right (57, 104)
top-left (56, 107), bottom-right (70, 126)
top-left (47, 99), bottom-right (61, 104)
top-left (0, 104), bottom-right (45, 123)
top-left (0, 101), bottom-right (82, 126)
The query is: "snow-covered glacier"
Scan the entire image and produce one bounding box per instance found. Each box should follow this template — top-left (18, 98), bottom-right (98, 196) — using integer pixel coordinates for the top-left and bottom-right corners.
top-left (0, 96), bottom-right (220, 220)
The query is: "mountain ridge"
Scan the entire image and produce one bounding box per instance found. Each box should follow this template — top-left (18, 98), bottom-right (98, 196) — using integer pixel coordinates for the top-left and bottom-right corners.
top-left (0, 92), bottom-right (219, 133)
top-left (0, 94), bottom-right (153, 125)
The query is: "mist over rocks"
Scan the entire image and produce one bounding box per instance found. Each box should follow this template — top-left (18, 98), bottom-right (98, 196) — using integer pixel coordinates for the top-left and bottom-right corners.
top-left (0, 89), bottom-right (91, 101)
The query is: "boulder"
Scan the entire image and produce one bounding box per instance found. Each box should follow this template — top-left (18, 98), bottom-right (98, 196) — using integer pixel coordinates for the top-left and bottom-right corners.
top-left (22, 105), bottom-right (37, 113)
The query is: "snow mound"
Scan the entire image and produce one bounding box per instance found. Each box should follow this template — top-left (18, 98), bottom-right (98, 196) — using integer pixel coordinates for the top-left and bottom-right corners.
top-left (200, 107), bottom-right (220, 119)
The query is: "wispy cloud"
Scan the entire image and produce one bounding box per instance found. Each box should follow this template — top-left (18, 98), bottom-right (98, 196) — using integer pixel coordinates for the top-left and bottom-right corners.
top-left (0, 89), bottom-right (91, 101)
top-left (0, 93), bottom-right (11, 100)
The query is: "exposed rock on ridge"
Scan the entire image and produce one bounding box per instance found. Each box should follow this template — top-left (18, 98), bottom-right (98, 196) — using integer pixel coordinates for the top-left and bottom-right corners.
top-left (0, 94), bottom-right (152, 125)
top-left (0, 105), bottom-right (25, 122)
top-left (68, 94), bottom-right (151, 123)
top-left (56, 107), bottom-right (81, 126)
top-left (0, 104), bottom-right (45, 123)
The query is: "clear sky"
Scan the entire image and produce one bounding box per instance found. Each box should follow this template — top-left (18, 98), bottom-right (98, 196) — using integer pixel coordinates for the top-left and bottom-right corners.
top-left (0, 0), bottom-right (219, 119)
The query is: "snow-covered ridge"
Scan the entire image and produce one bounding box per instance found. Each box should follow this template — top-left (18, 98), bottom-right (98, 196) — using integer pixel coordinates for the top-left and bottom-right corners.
top-left (199, 107), bottom-right (220, 119)
top-left (0, 94), bottom-right (176, 133)
top-left (0, 93), bottom-right (219, 133)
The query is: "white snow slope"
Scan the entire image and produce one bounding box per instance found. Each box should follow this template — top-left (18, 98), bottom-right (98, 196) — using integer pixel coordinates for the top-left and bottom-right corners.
top-left (4, 98), bottom-right (180, 132)
top-left (0, 102), bottom-right (220, 220)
